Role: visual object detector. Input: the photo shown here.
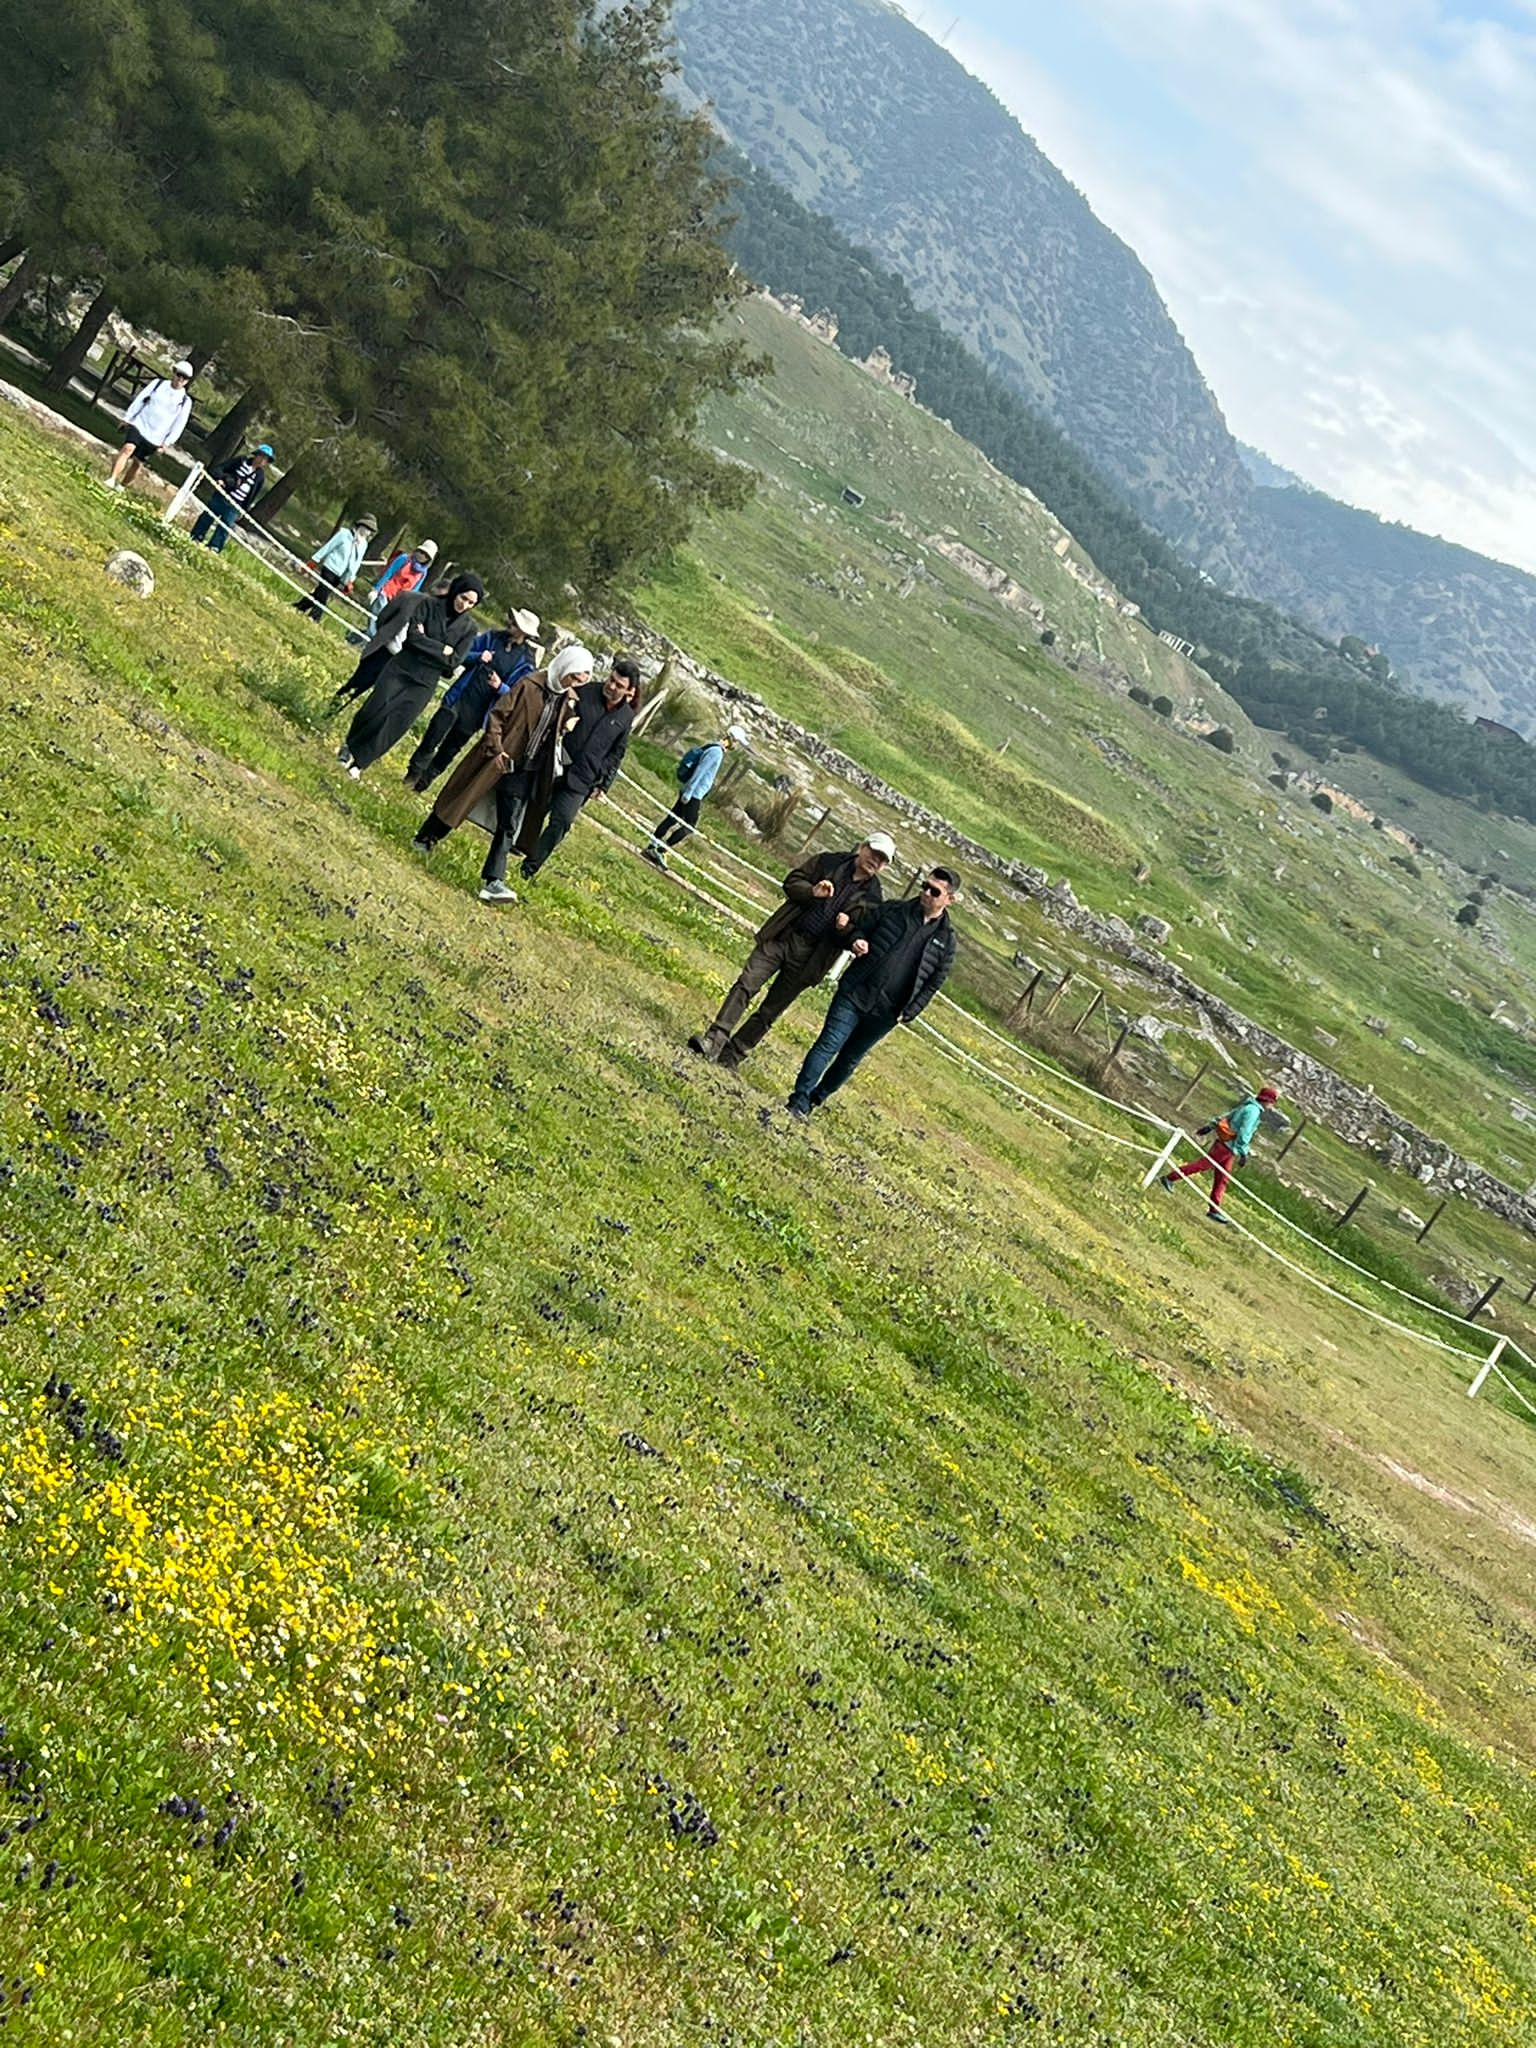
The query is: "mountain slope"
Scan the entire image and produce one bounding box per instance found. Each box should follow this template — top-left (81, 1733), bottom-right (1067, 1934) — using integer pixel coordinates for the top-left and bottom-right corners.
top-left (673, 0), bottom-right (1536, 733)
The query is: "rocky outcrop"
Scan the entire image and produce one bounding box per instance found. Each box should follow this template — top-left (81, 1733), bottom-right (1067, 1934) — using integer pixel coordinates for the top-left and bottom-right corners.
top-left (605, 610), bottom-right (1536, 1238)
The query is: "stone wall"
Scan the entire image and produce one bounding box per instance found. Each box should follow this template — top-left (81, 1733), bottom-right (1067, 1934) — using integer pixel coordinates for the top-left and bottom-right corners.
top-left (599, 613), bottom-right (1536, 1237)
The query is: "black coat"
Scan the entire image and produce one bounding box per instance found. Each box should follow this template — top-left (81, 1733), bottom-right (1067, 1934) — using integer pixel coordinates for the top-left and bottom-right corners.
top-left (755, 849), bottom-right (885, 977)
top-left (841, 897), bottom-right (956, 1023)
top-left (389, 594), bottom-right (481, 683)
top-left (561, 682), bottom-right (635, 797)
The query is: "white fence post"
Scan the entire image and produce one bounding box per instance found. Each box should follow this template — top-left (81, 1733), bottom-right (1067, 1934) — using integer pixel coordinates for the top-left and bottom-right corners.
top-left (1467, 1336), bottom-right (1506, 1399)
top-left (164, 462), bottom-right (204, 527)
top-left (1142, 1128), bottom-right (1184, 1190)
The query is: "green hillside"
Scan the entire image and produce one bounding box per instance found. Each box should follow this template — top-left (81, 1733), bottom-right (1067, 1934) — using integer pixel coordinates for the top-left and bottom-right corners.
top-left (5, 351), bottom-right (1536, 2046)
top-left (640, 296), bottom-right (1536, 1191)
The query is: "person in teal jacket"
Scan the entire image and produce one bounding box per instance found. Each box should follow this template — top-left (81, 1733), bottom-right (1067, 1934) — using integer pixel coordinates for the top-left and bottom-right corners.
top-left (1160, 1085), bottom-right (1278, 1222)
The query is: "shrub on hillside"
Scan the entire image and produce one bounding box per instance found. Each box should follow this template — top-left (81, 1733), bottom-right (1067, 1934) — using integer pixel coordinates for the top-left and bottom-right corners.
top-left (1204, 726), bottom-right (1235, 754)
top-left (1310, 790), bottom-right (1333, 813)
top-left (1128, 686), bottom-right (1151, 706)
top-left (1151, 695), bottom-right (1173, 717)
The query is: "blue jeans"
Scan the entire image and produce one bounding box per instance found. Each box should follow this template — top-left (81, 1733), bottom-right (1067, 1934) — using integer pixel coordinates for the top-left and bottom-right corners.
top-left (191, 490), bottom-right (240, 552)
top-left (787, 992), bottom-right (897, 1113)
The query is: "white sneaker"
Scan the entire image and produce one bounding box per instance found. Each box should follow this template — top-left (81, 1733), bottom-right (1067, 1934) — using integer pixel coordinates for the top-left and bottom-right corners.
top-left (478, 880), bottom-right (517, 904)
top-left (103, 478), bottom-right (122, 492)
top-left (347, 764), bottom-right (361, 781)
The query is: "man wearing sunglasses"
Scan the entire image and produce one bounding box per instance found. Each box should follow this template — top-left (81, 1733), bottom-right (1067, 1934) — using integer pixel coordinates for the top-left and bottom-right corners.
top-left (786, 867), bottom-right (959, 1120)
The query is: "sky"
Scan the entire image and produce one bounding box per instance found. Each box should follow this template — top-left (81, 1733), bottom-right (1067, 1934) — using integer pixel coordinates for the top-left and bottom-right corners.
top-left (908, 0), bottom-right (1536, 576)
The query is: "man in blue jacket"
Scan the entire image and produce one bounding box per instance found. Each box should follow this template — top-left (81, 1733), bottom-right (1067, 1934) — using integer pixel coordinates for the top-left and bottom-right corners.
top-left (404, 605), bottom-right (541, 792)
top-left (786, 869), bottom-right (959, 1120)
top-left (1160, 1085), bottom-right (1278, 1222)
top-left (640, 724), bottom-right (748, 869)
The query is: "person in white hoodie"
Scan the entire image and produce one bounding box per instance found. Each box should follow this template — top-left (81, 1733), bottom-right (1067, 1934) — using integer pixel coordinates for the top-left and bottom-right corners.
top-left (106, 360), bottom-right (195, 491)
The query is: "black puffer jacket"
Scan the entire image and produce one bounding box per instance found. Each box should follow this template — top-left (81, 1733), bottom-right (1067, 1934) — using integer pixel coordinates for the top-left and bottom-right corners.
top-left (561, 681), bottom-right (636, 797)
top-left (840, 897), bottom-right (956, 1023)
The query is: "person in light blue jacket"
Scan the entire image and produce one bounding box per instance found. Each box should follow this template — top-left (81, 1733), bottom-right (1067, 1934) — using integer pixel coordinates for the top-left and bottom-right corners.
top-left (1161, 1085), bottom-right (1278, 1223)
top-left (294, 515), bottom-right (377, 620)
top-left (640, 723), bottom-right (748, 870)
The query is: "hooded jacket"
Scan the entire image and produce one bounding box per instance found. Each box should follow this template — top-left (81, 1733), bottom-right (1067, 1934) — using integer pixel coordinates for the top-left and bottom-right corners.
top-left (313, 523), bottom-right (373, 582)
top-left (124, 377), bottom-right (192, 449)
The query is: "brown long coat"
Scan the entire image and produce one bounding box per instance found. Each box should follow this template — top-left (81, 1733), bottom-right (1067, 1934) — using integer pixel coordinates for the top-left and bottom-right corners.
top-left (429, 672), bottom-right (577, 837)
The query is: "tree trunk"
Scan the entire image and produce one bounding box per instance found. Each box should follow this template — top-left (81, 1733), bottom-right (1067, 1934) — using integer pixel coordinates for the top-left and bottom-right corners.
top-left (0, 251), bottom-right (35, 329)
top-left (44, 286), bottom-right (114, 392)
top-left (253, 460), bottom-right (303, 527)
top-left (0, 235), bottom-right (24, 269)
top-left (203, 387), bottom-right (262, 469)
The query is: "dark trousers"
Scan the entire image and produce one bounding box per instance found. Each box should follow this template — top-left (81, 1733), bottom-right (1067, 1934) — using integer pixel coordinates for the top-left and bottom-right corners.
top-left (787, 992), bottom-right (897, 1114)
top-left (483, 769), bottom-right (534, 883)
top-left (191, 489), bottom-right (241, 552)
top-left (521, 780), bottom-right (589, 878)
top-left (408, 698), bottom-right (484, 790)
top-left (649, 795), bottom-right (702, 849)
top-left (701, 935), bottom-right (819, 1059)
top-left (345, 667), bottom-right (436, 773)
top-left (296, 567), bottom-right (345, 620)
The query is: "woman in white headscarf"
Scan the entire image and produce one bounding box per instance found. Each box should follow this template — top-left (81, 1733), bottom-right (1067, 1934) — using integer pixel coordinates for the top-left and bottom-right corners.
top-left (411, 643), bottom-right (596, 903)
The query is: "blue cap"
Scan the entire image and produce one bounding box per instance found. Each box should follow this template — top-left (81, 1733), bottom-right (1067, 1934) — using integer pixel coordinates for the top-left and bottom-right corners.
top-left (255, 443), bottom-right (274, 457)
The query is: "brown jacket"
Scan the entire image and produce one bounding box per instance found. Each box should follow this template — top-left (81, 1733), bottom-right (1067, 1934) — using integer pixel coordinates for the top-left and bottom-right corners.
top-left (429, 671), bottom-right (578, 836)
top-left (756, 849), bottom-right (885, 979)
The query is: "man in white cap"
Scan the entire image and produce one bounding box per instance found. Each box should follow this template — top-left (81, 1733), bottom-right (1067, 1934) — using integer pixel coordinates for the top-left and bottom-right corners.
top-left (688, 834), bottom-right (894, 1070)
top-left (405, 602), bottom-right (543, 792)
top-left (106, 359), bottom-right (194, 490)
top-left (641, 722), bottom-right (749, 871)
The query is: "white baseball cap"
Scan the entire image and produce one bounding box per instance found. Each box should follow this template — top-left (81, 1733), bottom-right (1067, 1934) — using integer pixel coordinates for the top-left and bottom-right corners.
top-left (511, 607), bottom-right (541, 636)
top-left (865, 831), bottom-right (896, 860)
top-left (173, 359), bottom-right (194, 377)
top-left (727, 723), bottom-right (749, 745)
top-left (417, 539), bottom-right (439, 561)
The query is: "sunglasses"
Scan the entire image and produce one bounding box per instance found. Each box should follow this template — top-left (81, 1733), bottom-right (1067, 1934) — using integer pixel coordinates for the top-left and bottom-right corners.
top-left (920, 881), bottom-right (947, 898)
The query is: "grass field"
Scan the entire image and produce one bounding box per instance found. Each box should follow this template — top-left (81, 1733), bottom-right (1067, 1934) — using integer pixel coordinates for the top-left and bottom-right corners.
top-left (5, 382), bottom-right (1536, 2044)
top-left (641, 299), bottom-right (1536, 1191)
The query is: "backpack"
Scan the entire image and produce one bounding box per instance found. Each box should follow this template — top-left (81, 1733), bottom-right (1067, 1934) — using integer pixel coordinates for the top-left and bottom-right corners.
top-left (676, 743), bottom-right (705, 783)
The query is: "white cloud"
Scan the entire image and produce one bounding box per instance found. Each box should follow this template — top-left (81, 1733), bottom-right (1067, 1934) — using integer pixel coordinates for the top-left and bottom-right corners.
top-left (945, 3), bottom-right (1536, 574)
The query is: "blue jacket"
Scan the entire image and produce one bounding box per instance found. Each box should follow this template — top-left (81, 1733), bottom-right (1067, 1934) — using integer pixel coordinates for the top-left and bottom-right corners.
top-left (443, 633), bottom-right (535, 709)
top-left (678, 740), bottom-right (726, 801)
top-left (1217, 1096), bottom-right (1263, 1159)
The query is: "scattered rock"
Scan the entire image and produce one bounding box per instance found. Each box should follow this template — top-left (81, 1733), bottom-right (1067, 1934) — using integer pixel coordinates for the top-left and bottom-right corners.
top-left (1364, 1017), bottom-right (1389, 1036)
top-left (1137, 915), bottom-right (1172, 945)
top-left (104, 549), bottom-right (154, 598)
top-left (1132, 1014), bottom-right (1170, 1045)
top-left (1314, 1027), bottom-right (1338, 1048)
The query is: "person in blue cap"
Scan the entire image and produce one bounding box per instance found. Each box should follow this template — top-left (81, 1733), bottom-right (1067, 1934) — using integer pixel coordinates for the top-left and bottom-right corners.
top-left (191, 443), bottom-right (274, 552)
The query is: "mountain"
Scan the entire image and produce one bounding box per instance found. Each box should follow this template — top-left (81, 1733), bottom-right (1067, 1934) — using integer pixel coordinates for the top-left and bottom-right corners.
top-left (671, 0), bottom-right (1536, 735)
top-left (1238, 444), bottom-right (1310, 494)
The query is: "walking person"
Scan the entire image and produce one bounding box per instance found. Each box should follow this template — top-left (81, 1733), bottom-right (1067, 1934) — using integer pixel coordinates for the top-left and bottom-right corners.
top-left (105, 360), bottom-right (194, 491)
top-left (340, 573), bottom-right (484, 779)
top-left (346, 539), bottom-right (438, 643)
top-left (1159, 1086), bottom-right (1278, 1223)
top-left (405, 605), bottom-right (542, 792)
top-left (296, 513), bottom-right (377, 620)
top-left (688, 835), bottom-right (894, 1071)
top-left (786, 869), bottom-right (959, 1121)
top-left (519, 659), bottom-right (642, 882)
top-left (190, 443), bottom-right (273, 551)
top-left (640, 724), bottom-right (748, 870)
top-left (410, 645), bottom-right (595, 902)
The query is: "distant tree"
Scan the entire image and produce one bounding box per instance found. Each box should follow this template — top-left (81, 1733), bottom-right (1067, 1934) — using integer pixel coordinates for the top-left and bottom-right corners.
top-left (1128, 685), bottom-right (1151, 705)
top-left (1455, 902), bottom-right (1480, 926)
top-left (1151, 695), bottom-right (1173, 717)
top-left (1310, 790), bottom-right (1333, 813)
top-left (1204, 726), bottom-right (1235, 753)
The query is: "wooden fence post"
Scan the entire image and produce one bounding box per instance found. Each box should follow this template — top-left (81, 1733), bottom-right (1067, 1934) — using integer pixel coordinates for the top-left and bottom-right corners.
top-left (1331, 1185), bottom-right (1370, 1233)
top-left (1415, 1200), bottom-right (1446, 1244)
top-left (1071, 989), bottom-right (1104, 1037)
top-left (1104, 1022), bottom-right (1131, 1071)
top-left (1040, 970), bottom-right (1075, 1020)
top-left (1276, 1118), bottom-right (1308, 1162)
top-left (1524, 1277), bottom-right (1536, 1307)
top-left (1006, 971), bottom-right (1043, 1031)
top-left (1470, 1276), bottom-right (1505, 1319)
top-left (1174, 1062), bottom-right (1209, 1113)
top-left (795, 804), bottom-right (831, 854)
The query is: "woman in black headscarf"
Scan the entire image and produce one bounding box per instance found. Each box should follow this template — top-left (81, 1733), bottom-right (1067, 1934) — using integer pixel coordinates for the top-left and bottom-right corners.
top-left (341, 572), bottom-right (485, 778)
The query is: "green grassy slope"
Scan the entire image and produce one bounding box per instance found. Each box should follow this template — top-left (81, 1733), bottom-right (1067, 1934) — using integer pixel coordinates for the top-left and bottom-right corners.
top-left (5, 390), bottom-right (1536, 2045)
top-left (640, 298), bottom-right (1536, 1185)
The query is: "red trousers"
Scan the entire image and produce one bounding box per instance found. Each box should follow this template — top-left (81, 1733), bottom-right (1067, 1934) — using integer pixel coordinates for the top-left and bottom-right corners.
top-left (1170, 1138), bottom-right (1235, 1206)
